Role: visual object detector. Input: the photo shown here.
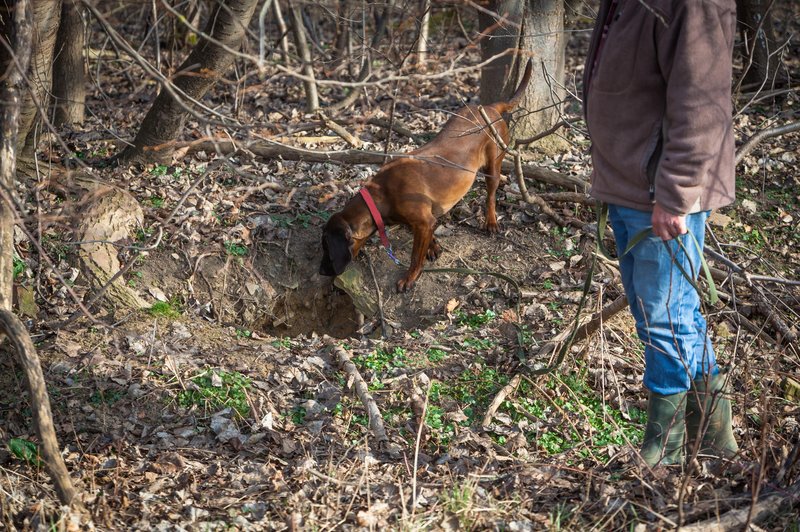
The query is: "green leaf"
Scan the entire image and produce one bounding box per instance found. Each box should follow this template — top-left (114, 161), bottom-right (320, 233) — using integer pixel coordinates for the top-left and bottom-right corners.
top-left (8, 438), bottom-right (42, 467)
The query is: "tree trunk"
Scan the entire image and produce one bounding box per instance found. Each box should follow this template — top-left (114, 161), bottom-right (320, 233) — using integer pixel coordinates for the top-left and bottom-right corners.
top-left (288, 0), bottom-right (319, 112)
top-left (52, 0), bottom-right (86, 127)
top-left (479, 0), bottom-right (566, 144)
top-left (19, 0), bottom-right (62, 161)
top-left (0, 0), bottom-right (34, 311)
top-left (416, 0), bottom-right (431, 70)
top-left (736, 0), bottom-right (785, 90)
top-left (0, 0), bottom-right (81, 509)
top-left (119, 0), bottom-right (260, 164)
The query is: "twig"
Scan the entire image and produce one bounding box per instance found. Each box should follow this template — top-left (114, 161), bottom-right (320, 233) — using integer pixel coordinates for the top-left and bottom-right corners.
top-left (411, 381), bottom-right (431, 515)
top-left (482, 373), bottom-right (522, 428)
top-left (514, 119), bottom-right (570, 147)
top-left (325, 337), bottom-right (389, 443)
top-left (318, 111), bottom-right (361, 148)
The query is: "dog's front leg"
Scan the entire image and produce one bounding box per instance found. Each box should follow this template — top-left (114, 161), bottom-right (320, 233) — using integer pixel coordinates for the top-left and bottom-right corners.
top-left (396, 219), bottom-right (435, 292)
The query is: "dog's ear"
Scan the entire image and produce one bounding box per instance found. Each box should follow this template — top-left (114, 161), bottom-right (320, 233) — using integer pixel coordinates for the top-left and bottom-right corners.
top-left (319, 225), bottom-right (352, 276)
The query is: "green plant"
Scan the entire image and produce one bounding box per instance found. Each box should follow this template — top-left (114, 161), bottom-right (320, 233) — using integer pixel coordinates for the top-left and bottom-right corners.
top-left (426, 348), bottom-right (447, 363)
top-left (150, 164), bottom-right (169, 176)
top-left (135, 228), bottom-right (154, 243)
top-left (290, 406), bottom-right (306, 424)
top-left (90, 389), bottom-right (124, 406)
top-left (271, 337), bottom-right (293, 349)
top-left (149, 195), bottom-right (165, 208)
top-left (147, 300), bottom-right (182, 318)
top-left (460, 337), bottom-right (495, 351)
top-left (269, 213), bottom-right (314, 229)
top-left (225, 241), bottom-right (249, 256)
top-left (177, 369), bottom-right (252, 417)
top-left (443, 481), bottom-right (478, 529)
top-left (354, 346), bottom-right (408, 374)
top-left (7, 438), bottom-right (41, 467)
top-left (12, 256), bottom-right (25, 279)
top-left (549, 502), bottom-right (574, 531)
top-left (236, 328), bottom-right (253, 339)
top-left (456, 309), bottom-right (496, 329)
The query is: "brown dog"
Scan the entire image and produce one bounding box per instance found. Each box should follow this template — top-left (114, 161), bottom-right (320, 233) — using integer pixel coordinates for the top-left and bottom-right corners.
top-left (320, 60), bottom-right (532, 292)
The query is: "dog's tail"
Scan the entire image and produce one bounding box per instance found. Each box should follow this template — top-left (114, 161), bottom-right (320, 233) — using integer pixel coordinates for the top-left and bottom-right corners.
top-left (496, 59), bottom-right (532, 113)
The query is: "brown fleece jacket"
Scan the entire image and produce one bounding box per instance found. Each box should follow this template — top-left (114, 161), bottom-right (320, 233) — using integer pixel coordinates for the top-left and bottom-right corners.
top-left (583, 0), bottom-right (737, 215)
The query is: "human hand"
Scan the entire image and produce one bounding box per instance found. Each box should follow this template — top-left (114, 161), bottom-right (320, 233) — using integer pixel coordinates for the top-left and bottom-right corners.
top-left (651, 203), bottom-right (687, 241)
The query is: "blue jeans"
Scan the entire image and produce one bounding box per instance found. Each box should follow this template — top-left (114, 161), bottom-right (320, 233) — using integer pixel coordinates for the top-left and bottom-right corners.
top-left (608, 204), bottom-right (718, 395)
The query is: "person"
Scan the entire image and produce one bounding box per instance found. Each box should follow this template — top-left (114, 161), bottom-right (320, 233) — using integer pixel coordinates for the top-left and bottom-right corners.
top-left (583, 0), bottom-right (739, 467)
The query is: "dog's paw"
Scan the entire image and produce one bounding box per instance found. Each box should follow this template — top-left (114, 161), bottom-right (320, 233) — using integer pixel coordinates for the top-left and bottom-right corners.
top-left (427, 240), bottom-right (442, 261)
top-left (396, 277), bottom-right (416, 292)
top-left (485, 220), bottom-right (500, 234)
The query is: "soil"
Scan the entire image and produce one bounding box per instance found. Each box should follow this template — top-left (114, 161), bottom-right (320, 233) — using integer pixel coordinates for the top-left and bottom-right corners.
top-left (2, 1), bottom-right (800, 529)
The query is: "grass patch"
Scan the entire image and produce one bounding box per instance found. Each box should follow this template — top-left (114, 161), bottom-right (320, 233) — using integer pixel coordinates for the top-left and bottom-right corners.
top-left (456, 309), bottom-right (496, 329)
top-left (354, 346), bottom-right (408, 374)
top-left (224, 241), bottom-right (249, 256)
top-left (147, 300), bottom-right (182, 318)
top-left (177, 369), bottom-right (252, 417)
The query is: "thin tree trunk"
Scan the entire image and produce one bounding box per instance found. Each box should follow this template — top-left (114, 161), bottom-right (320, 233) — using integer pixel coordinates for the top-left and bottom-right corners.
top-left (416, 0), bottom-right (430, 70)
top-left (119, 0), bottom-right (260, 164)
top-left (0, 0), bottom-right (34, 310)
top-left (288, 0), bottom-right (319, 112)
top-left (0, 0), bottom-right (79, 509)
top-left (274, 0), bottom-right (290, 63)
top-left (332, 0), bottom-right (350, 67)
top-left (19, 0), bottom-right (62, 160)
top-left (52, 0), bottom-right (86, 127)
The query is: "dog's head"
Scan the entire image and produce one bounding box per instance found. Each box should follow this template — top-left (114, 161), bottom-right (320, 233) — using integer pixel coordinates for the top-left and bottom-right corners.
top-left (319, 214), bottom-right (353, 276)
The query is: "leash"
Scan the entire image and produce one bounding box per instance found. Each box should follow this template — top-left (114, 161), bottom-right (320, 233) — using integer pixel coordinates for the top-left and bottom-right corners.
top-left (359, 187), bottom-right (402, 266)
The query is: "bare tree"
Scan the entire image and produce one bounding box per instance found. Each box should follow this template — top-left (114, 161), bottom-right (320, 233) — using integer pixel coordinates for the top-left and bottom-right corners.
top-left (118, 0), bottom-right (261, 164)
top-left (0, 0), bottom-right (79, 509)
top-left (736, 0), bottom-right (786, 91)
top-left (52, 0), bottom-right (86, 127)
top-left (18, 0), bottom-right (62, 163)
top-left (478, 0), bottom-right (566, 142)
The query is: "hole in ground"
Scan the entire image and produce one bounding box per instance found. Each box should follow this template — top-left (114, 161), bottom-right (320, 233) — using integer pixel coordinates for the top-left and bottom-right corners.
top-left (258, 285), bottom-right (360, 339)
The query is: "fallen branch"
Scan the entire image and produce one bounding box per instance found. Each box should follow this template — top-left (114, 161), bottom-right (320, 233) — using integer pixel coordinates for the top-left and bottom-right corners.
top-left (186, 140), bottom-right (589, 191)
top-left (735, 120), bottom-right (800, 166)
top-left (681, 480), bottom-right (800, 531)
top-left (0, 310), bottom-right (79, 507)
top-left (482, 373), bottom-right (522, 428)
top-left (325, 337), bottom-right (389, 444)
top-left (318, 111), bottom-right (361, 148)
top-left (537, 295), bottom-right (629, 358)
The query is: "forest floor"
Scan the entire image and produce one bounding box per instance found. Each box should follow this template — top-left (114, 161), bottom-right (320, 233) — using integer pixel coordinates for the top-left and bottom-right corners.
top-left (2, 4), bottom-right (800, 531)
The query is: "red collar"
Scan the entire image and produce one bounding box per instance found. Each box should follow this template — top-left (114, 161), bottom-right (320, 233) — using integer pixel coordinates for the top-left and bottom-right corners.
top-left (359, 188), bottom-right (401, 265)
top-left (360, 187), bottom-right (390, 248)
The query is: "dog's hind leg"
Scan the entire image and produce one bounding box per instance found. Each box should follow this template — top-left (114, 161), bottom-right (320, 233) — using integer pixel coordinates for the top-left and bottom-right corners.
top-left (483, 146), bottom-right (504, 234)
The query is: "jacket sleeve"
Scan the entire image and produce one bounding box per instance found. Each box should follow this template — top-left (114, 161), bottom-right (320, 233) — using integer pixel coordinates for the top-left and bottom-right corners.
top-left (655, 0), bottom-right (735, 215)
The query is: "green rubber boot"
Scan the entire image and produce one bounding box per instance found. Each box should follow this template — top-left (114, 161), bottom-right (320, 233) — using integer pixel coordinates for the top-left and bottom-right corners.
top-left (641, 392), bottom-right (687, 467)
top-left (686, 374), bottom-right (739, 458)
